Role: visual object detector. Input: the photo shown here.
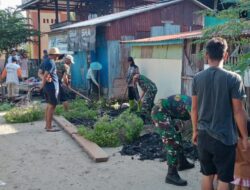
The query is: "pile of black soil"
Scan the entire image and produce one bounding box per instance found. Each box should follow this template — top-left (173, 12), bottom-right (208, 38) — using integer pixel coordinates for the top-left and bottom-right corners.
top-left (99, 107), bottom-right (128, 118)
top-left (68, 118), bottom-right (96, 128)
top-left (120, 133), bottom-right (198, 161)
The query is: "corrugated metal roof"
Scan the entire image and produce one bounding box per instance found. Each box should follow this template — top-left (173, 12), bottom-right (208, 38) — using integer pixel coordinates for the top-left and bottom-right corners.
top-left (121, 30), bottom-right (203, 44)
top-left (52, 0), bottom-right (210, 32)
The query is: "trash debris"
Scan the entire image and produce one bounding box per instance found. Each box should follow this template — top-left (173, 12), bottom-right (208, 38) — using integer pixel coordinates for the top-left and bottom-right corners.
top-left (120, 133), bottom-right (198, 161)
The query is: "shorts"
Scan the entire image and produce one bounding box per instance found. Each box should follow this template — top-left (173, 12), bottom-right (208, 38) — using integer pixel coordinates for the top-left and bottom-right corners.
top-left (6, 82), bottom-right (19, 97)
top-left (44, 87), bottom-right (59, 106)
top-left (59, 82), bottom-right (68, 102)
top-left (197, 130), bottom-right (236, 183)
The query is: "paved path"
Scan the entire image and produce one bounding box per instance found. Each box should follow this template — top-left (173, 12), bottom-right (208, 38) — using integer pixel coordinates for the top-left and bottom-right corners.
top-left (0, 113), bottom-right (201, 190)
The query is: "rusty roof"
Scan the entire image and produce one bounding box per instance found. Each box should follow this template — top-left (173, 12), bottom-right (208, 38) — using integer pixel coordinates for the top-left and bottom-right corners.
top-left (52, 0), bottom-right (210, 32)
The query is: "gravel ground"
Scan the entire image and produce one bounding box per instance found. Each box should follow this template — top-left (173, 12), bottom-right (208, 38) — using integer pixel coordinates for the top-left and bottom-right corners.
top-left (0, 113), bottom-right (201, 190)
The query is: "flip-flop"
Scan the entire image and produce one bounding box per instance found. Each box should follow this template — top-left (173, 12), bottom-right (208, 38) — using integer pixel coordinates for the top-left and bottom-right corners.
top-left (44, 125), bottom-right (57, 129)
top-left (46, 128), bottom-right (61, 132)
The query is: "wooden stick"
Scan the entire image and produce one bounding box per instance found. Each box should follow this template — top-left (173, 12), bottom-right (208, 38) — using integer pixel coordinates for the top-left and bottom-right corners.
top-left (68, 86), bottom-right (91, 102)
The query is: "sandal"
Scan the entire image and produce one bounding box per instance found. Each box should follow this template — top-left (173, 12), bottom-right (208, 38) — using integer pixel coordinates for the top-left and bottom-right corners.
top-left (46, 128), bottom-right (61, 132)
top-left (44, 125), bottom-right (57, 129)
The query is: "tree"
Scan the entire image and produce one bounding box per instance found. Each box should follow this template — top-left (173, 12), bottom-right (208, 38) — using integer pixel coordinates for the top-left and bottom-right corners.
top-left (198, 0), bottom-right (250, 74)
top-left (0, 8), bottom-right (39, 62)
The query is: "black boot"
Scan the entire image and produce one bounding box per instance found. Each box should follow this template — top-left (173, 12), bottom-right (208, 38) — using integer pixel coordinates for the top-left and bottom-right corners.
top-left (165, 166), bottom-right (187, 186)
top-left (177, 152), bottom-right (195, 171)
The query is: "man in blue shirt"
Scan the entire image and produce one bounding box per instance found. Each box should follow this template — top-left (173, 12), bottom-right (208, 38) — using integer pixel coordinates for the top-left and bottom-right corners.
top-left (40, 47), bottom-right (60, 132)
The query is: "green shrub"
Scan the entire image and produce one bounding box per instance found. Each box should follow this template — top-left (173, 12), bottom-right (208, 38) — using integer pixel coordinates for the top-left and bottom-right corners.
top-left (55, 98), bottom-right (98, 120)
top-left (0, 103), bottom-right (13, 112)
top-left (55, 105), bottom-right (64, 115)
top-left (78, 115), bottom-right (120, 147)
top-left (4, 104), bottom-right (43, 123)
top-left (113, 111), bottom-right (144, 143)
top-left (70, 98), bottom-right (88, 110)
top-left (78, 112), bottom-right (144, 147)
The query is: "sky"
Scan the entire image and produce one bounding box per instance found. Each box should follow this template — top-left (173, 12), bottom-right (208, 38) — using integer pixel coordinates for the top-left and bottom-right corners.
top-left (0, 0), bottom-right (22, 9)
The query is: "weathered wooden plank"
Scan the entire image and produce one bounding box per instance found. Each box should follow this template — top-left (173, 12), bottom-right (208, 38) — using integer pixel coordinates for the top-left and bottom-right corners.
top-left (53, 116), bottom-right (109, 162)
top-left (72, 134), bottom-right (109, 162)
top-left (53, 116), bottom-right (78, 135)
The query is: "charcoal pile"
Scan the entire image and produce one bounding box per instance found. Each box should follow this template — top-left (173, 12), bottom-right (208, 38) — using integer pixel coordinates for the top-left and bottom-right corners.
top-left (120, 133), bottom-right (198, 161)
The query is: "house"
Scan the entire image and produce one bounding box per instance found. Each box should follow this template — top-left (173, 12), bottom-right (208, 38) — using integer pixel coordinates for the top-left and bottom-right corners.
top-left (48, 0), bottom-right (210, 98)
top-left (19, 0), bottom-right (162, 72)
top-left (121, 30), bottom-right (203, 100)
top-left (26, 10), bottom-right (67, 59)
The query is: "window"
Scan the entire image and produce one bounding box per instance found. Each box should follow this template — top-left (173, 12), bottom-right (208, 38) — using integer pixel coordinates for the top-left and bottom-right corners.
top-left (43, 18), bottom-right (46, 23)
top-left (51, 19), bottom-right (54, 23)
top-left (47, 19), bottom-right (49, 23)
top-left (193, 13), bottom-right (203, 26)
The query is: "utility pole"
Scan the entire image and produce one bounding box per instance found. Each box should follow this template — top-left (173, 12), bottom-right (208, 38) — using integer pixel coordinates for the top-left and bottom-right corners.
top-left (214, 0), bottom-right (219, 11)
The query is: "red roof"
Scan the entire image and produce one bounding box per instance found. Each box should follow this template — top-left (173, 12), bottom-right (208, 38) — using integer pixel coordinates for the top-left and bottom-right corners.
top-left (121, 30), bottom-right (203, 43)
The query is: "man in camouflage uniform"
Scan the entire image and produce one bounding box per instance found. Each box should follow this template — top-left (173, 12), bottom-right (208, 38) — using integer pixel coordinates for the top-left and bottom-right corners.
top-left (56, 55), bottom-right (74, 111)
top-left (133, 74), bottom-right (157, 121)
top-left (151, 94), bottom-right (194, 186)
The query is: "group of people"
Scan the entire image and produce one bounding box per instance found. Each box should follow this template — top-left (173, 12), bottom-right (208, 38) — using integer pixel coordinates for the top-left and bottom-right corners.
top-left (126, 57), bottom-right (195, 186)
top-left (38, 48), bottom-right (74, 132)
top-left (127, 37), bottom-right (250, 190)
top-left (0, 48), bottom-right (29, 98)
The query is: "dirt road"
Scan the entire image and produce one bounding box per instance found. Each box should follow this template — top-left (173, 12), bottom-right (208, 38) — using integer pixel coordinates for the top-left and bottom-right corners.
top-left (0, 113), bottom-right (201, 190)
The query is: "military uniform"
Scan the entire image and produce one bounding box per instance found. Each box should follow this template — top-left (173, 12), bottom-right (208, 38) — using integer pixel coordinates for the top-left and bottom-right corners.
top-left (151, 94), bottom-right (191, 167)
top-left (137, 75), bottom-right (157, 119)
top-left (56, 61), bottom-right (71, 102)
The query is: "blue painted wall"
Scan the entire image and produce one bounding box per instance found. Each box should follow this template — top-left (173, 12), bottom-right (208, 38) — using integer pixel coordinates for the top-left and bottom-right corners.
top-left (71, 51), bottom-right (88, 89)
top-left (96, 28), bottom-right (109, 89)
top-left (107, 41), bottom-right (121, 96)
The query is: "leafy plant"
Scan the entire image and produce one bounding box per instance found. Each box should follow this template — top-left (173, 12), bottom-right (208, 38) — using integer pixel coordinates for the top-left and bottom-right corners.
top-left (78, 115), bottom-right (120, 147)
top-left (55, 98), bottom-right (98, 120)
top-left (197, 0), bottom-right (250, 75)
top-left (0, 102), bottom-right (13, 112)
top-left (112, 111), bottom-right (144, 143)
top-left (0, 8), bottom-right (39, 61)
top-left (78, 112), bottom-right (144, 147)
top-left (4, 104), bottom-right (43, 123)
top-left (55, 105), bottom-right (64, 115)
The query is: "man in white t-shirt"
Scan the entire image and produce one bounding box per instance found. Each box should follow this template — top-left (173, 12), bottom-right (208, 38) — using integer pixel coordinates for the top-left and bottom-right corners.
top-left (1, 57), bottom-right (22, 98)
top-left (7, 49), bottom-right (20, 64)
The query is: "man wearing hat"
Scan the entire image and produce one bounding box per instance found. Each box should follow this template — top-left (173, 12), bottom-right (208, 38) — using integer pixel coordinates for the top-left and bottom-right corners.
top-left (40, 47), bottom-right (61, 132)
top-left (57, 54), bottom-right (74, 111)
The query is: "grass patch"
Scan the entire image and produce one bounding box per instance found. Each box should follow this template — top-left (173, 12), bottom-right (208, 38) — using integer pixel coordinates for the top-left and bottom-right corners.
top-left (78, 111), bottom-right (144, 147)
top-left (55, 98), bottom-right (98, 120)
top-left (4, 104), bottom-right (43, 123)
top-left (0, 102), bottom-right (14, 112)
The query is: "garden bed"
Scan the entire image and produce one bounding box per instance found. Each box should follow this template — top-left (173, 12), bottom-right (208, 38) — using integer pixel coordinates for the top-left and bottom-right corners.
top-left (55, 98), bottom-right (197, 161)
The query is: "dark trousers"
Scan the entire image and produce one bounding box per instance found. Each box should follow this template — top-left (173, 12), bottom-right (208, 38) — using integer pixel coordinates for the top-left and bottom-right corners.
top-left (88, 79), bottom-right (93, 96)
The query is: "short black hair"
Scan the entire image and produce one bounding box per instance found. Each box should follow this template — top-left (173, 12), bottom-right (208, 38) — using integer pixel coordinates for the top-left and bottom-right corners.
top-left (206, 37), bottom-right (228, 61)
top-left (12, 57), bottom-right (17, 63)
